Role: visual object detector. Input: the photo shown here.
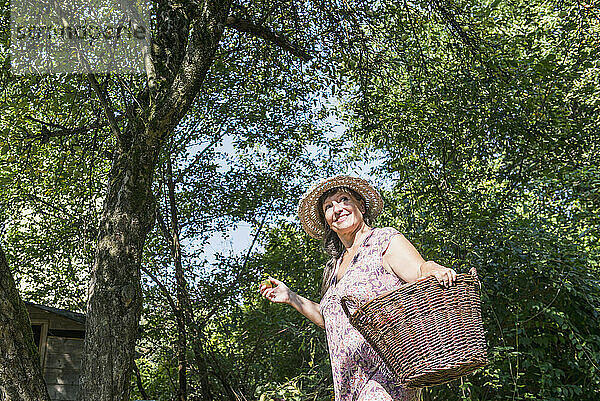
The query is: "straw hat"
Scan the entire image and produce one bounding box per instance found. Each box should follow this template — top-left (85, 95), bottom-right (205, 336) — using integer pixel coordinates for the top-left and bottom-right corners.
top-left (297, 175), bottom-right (384, 239)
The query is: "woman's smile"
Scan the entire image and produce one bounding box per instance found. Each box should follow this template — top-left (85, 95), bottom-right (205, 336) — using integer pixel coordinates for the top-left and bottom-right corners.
top-left (322, 191), bottom-right (365, 234)
top-left (334, 212), bottom-right (349, 222)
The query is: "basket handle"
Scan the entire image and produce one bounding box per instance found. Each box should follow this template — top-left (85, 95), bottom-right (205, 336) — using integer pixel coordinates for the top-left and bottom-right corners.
top-left (340, 296), bottom-right (362, 320)
top-left (469, 266), bottom-right (482, 289)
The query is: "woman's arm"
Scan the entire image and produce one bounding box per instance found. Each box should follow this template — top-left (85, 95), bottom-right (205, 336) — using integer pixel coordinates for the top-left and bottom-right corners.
top-left (382, 233), bottom-right (457, 287)
top-left (259, 277), bottom-right (325, 329)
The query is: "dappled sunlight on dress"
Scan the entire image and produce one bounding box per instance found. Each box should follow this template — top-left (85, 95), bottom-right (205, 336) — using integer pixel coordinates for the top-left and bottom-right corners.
top-left (320, 227), bottom-right (421, 401)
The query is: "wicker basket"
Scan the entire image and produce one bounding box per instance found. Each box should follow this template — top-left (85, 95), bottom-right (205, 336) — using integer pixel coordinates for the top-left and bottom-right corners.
top-left (340, 267), bottom-right (487, 389)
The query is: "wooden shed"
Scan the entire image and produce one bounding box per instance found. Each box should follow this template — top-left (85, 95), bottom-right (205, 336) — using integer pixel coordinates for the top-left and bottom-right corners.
top-left (25, 302), bottom-right (85, 401)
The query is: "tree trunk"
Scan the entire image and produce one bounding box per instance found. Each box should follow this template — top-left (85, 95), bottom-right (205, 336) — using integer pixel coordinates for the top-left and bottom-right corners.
top-left (0, 245), bottom-right (51, 401)
top-left (79, 144), bottom-right (158, 401)
top-left (78, 0), bottom-right (232, 398)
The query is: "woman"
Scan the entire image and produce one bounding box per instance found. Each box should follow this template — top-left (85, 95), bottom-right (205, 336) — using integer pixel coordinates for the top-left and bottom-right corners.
top-left (260, 176), bottom-right (457, 401)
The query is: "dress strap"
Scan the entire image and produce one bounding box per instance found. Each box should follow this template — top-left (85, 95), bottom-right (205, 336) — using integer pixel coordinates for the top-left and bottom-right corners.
top-left (375, 227), bottom-right (401, 256)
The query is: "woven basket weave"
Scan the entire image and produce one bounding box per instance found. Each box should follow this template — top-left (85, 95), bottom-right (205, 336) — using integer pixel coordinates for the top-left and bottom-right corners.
top-left (341, 267), bottom-right (487, 389)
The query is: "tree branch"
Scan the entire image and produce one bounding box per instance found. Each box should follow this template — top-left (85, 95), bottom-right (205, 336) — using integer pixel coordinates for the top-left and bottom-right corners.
top-left (141, 265), bottom-right (178, 315)
top-left (133, 361), bottom-right (150, 400)
top-left (198, 205), bottom-right (271, 329)
top-left (87, 74), bottom-right (127, 148)
top-left (24, 193), bottom-right (76, 221)
top-left (149, 0), bottom-right (232, 143)
top-left (430, 0), bottom-right (479, 54)
top-left (225, 16), bottom-right (312, 61)
top-left (24, 115), bottom-right (120, 142)
top-left (156, 207), bottom-right (174, 253)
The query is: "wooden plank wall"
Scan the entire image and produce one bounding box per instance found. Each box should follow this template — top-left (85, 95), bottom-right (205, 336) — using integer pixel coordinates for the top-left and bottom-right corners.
top-left (43, 337), bottom-right (83, 401)
top-left (26, 305), bottom-right (85, 401)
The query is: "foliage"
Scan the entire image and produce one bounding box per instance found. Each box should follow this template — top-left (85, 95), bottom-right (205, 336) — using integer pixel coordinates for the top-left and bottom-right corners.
top-left (0, 75), bottom-right (111, 311)
top-left (339, 0), bottom-right (600, 399)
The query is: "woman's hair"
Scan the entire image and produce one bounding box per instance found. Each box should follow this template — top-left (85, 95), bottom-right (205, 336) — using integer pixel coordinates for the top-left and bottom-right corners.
top-left (318, 186), bottom-right (372, 296)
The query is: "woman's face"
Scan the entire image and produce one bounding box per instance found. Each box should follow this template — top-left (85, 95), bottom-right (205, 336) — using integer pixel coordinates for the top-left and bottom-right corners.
top-left (321, 190), bottom-right (366, 235)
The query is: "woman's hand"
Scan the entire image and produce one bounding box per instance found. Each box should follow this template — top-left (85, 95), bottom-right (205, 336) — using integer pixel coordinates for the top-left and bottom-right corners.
top-left (420, 261), bottom-right (457, 288)
top-left (259, 277), bottom-right (292, 304)
top-left (259, 277), bottom-right (325, 328)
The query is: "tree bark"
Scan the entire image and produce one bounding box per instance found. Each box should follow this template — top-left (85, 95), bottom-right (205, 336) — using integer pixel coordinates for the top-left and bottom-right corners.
top-left (0, 245), bottom-right (51, 401)
top-left (79, 142), bottom-right (159, 401)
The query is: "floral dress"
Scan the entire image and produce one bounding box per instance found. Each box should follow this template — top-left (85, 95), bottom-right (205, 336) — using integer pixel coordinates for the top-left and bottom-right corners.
top-left (320, 227), bottom-right (422, 401)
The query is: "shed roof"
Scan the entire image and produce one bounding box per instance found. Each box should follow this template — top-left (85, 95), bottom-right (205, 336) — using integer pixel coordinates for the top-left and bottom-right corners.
top-left (25, 302), bottom-right (86, 325)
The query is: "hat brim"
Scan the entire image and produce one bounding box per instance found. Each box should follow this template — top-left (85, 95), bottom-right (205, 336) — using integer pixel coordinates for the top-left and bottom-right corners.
top-left (297, 175), bottom-right (383, 239)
